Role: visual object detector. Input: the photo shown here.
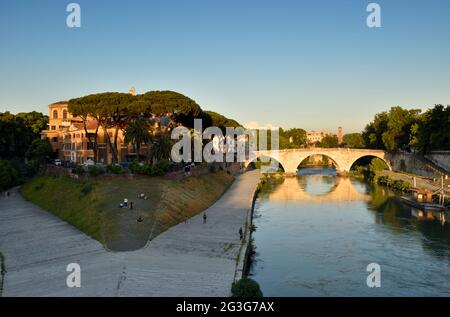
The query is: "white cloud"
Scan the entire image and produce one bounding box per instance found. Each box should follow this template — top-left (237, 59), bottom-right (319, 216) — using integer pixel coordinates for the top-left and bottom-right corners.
top-left (244, 121), bottom-right (278, 130)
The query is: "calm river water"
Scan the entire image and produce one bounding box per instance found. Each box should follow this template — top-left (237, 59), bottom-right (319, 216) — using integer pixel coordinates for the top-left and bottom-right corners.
top-left (249, 167), bottom-right (450, 296)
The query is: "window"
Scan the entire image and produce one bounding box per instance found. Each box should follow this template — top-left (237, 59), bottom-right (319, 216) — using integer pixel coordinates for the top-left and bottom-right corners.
top-left (63, 110), bottom-right (68, 119)
top-left (52, 137), bottom-right (58, 143)
top-left (51, 125), bottom-right (56, 130)
top-left (53, 110), bottom-right (58, 119)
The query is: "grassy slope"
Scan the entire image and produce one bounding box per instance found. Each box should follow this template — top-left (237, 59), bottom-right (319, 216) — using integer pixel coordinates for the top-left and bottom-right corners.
top-left (20, 172), bottom-right (234, 245)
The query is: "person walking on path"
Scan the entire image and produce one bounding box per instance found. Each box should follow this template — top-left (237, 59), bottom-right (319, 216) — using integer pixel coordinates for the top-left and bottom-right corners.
top-left (239, 227), bottom-right (243, 240)
top-left (130, 201), bottom-right (133, 209)
top-left (203, 213), bottom-right (207, 224)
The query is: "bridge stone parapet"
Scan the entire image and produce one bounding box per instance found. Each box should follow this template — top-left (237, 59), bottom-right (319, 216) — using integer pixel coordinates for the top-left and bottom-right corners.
top-left (244, 148), bottom-right (392, 175)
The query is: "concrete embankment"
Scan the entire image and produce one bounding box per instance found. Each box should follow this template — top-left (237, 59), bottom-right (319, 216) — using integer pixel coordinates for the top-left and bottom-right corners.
top-left (380, 170), bottom-right (450, 195)
top-left (0, 170), bottom-right (261, 296)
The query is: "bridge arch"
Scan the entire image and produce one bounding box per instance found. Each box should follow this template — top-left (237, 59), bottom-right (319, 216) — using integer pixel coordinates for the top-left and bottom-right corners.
top-left (296, 153), bottom-right (340, 172)
top-left (348, 154), bottom-right (392, 172)
top-left (245, 154), bottom-right (285, 172)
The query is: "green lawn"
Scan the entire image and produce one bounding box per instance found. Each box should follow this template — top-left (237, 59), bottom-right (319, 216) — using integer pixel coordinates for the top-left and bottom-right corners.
top-left (20, 171), bottom-right (234, 250)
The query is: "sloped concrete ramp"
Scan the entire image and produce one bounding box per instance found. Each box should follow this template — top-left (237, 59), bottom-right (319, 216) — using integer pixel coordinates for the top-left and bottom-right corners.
top-left (0, 171), bottom-right (260, 296)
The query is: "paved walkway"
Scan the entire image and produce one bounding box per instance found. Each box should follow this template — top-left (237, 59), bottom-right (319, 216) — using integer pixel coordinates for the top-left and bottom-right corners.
top-left (381, 170), bottom-right (450, 195)
top-left (0, 170), bottom-right (261, 296)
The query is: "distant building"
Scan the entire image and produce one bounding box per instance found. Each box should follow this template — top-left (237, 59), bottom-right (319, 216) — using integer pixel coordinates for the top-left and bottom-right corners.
top-left (40, 102), bottom-right (128, 164)
top-left (306, 130), bottom-right (334, 145)
top-left (41, 100), bottom-right (175, 164)
top-left (337, 127), bottom-right (343, 144)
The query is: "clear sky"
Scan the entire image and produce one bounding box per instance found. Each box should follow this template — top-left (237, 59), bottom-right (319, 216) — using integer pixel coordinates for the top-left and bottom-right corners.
top-left (1, 0), bottom-right (450, 133)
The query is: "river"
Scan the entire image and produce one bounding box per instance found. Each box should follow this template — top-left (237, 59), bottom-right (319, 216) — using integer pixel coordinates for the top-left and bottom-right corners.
top-left (249, 167), bottom-right (450, 296)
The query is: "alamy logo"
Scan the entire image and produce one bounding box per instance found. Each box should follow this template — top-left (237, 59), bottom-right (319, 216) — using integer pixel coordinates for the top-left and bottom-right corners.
top-left (66, 3), bottom-right (81, 28)
top-left (366, 263), bottom-right (381, 288)
top-left (66, 263), bottom-right (81, 288)
top-left (366, 3), bottom-right (381, 28)
top-left (170, 119), bottom-right (280, 173)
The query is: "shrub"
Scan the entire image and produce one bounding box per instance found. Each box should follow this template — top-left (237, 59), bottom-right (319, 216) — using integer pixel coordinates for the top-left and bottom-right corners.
top-left (80, 183), bottom-right (93, 195)
top-left (152, 159), bottom-right (171, 176)
top-left (129, 160), bottom-right (151, 175)
top-left (26, 138), bottom-right (53, 163)
top-left (26, 159), bottom-right (41, 177)
top-left (73, 165), bottom-right (85, 175)
top-left (129, 160), bottom-right (144, 174)
top-left (107, 164), bottom-right (123, 174)
top-left (231, 278), bottom-right (263, 297)
top-left (88, 165), bottom-right (105, 177)
top-left (155, 159), bottom-right (171, 172)
top-left (377, 175), bottom-right (411, 192)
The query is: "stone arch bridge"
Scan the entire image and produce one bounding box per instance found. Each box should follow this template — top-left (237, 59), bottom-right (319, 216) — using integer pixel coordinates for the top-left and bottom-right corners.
top-left (244, 148), bottom-right (391, 175)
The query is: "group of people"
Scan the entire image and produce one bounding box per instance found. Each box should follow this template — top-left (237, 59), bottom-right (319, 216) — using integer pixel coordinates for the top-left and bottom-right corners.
top-left (119, 198), bottom-right (133, 209)
top-left (183, 162), bottom-right (196, 177)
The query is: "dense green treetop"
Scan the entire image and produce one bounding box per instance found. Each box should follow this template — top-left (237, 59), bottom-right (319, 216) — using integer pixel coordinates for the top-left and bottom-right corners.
top-left (343, 133), bottom-right (365, 148)
top-left (0, 111), bottom-right (48, 159)
top-left (318, 135), bottom-right (339, 148)
top-left (411, 104), bottom-right (450, 154)
top-left (203, 111), bottom-right (241, 130)
top-left (68, 90), bottom-right (238, 129)
top-left (362, 105), bottom-right (448, 153)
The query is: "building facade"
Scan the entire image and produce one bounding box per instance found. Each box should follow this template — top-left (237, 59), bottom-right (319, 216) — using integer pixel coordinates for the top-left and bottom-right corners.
top-left (41, 102), bottom-right (130, 164)
top-left (306, 130), bottom-right (333, 145)
top-left (41, 101), bottom-right (176, 164)
top-left (306, 127), bottom-right (342, 146)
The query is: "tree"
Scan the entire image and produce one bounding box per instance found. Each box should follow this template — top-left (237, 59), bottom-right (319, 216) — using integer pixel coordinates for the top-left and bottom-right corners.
top-left (362, 111), bottom-right (389, 149)
top-left (0, 112), bottom-right (36, 159)
top-left (124, 118), bottom-right (152, 161)
top-left (26, 138), bottom-right (53, 163)
top-left (343, 133), bottom-right (365, 148)
top-left (411, 105), bottom-right (450, 154)
top-left (318, 135), bottom-right (339, 148)
top-left (152, 134), bottom-right (173, 163)
top-left (283, 128), bottom-right (307, 148)
top-left (362, 106), bottom-right (421, 152)
top-left (68, 90), bottom-right (225, 163)
top-left (15, 111), bottom-right (48, 136)
top-left (140, 91), bottom-right (204, 128)
top-left (203, 111), bottom-right (241, 131)
top-left (68, 100), bottom-right (99, 162)
top-left (0, 160), bottom-right (20, 190)
top-left (381, 106), bottom-right (421, 152)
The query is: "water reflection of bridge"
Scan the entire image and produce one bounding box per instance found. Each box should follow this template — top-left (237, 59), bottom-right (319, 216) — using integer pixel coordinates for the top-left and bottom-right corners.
top-left (267, 176), bottom-right (370, 203)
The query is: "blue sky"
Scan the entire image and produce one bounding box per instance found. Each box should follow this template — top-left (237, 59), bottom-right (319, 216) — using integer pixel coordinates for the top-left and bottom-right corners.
top-left (1, 0), bottom-right (450, 132)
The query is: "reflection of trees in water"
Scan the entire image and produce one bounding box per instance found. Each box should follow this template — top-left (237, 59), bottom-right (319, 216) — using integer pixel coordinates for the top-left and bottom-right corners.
top-left (256, 176), bottom-right (285, 198)
top-left (368, 184), bottom-right (450, 261)
top-left (368, 185), bottom-right (411, 232)
top-left (413, 221), bottom-right (450, 260)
